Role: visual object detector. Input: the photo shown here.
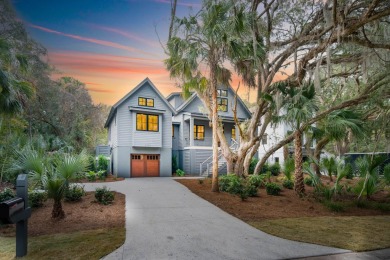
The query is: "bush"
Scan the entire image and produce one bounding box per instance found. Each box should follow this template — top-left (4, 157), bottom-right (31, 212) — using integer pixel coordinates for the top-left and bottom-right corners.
top-left (249, 158), bottom-right (259, 174)
top-left (247, 174), bottom-right (265, 188)
top-left (176, 169), bottom-right (185, 177)
top-left (97, 155), bottom-right (109, 175)
top-left (0, 188), bottom-right (15, 202)
top-left (28, 190), bottom-right (47, 207)
top-left (198, 179), bottom-right (204, 184)
top-left (65, 184), bottom-right (85, 202)
top-left (265, 182), bottom-right (281, 195)
top-left (282, 179), bottom-right (294, 189)
top-left (269, 163), bottom-right (281, 176)
top-left (304, 176), bottom-right (313, 186)
top-left (219, 174), bottom-right (258, 199)
top-left (87, 155), bottom-right (97, 172)
top-left (345, 163), bottom-right (354, 179)
top-left (86, 171), bottom-right (97, 181)
top-left (283, 157), bottom-right (295, 180)
top-left (260, 163), bottom-right (270, 175)
top-left (95, 186), bottom-right (114, 205)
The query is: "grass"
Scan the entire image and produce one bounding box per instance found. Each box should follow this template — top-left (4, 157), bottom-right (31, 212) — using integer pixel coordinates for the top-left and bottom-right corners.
top-left (250, 216), bottom-right (390, 251)
top-left (0, 227), bottom-right (125, 260)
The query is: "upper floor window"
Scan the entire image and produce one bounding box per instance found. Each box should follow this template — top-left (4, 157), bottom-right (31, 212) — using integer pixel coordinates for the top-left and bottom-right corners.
top-left (217, 89), bottom-right (228, 112)
top-left (194, 125), bottom-right (204, 140)
top-left (136, 114), bottom-right (158, 132)
top-left (138, 97), bottom-right (154, 107)
top-left (231, 127), bottom-right (236, 140)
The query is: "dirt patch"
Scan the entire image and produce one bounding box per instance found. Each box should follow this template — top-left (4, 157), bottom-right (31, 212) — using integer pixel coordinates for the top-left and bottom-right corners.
top-left (0, 192), bottom-right (125, 237)
top-left (176, 178), bottom-right (390, 222)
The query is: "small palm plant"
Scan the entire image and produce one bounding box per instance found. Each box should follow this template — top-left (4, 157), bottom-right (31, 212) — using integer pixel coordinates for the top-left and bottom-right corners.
top-left (321, 156), bottom-right (337, 181)
top-left (355, 155), bottom-right (384, 200)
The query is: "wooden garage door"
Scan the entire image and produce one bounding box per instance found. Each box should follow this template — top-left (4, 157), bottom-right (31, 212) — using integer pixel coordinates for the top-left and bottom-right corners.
top-left (131, 154), bottom-right (160, 177)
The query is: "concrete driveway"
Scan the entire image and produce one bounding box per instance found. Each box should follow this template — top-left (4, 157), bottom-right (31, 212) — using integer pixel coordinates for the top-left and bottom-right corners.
top-left (84, 178), bottom-right (349, 260)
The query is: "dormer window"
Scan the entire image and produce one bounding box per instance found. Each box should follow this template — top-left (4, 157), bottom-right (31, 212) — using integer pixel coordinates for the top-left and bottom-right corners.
top-left (138, 97), bottom-right (154, 107)
top-left (217, 89), bottom-right (228, 112)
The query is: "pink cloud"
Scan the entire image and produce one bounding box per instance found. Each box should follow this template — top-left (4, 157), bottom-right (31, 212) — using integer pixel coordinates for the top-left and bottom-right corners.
top-left (90, 24), bottom-right (160, 48)
top-left (27, 23), bottom-right (155, 56)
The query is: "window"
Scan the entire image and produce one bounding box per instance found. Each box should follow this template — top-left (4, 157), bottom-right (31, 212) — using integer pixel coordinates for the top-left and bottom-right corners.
top-left (172, 125), bottom-right (174, 137)
top-left (261, 134), bottom-right (268, 144)
top-left (217, 98), bottom-right (228, 112)
top-left (275, 157), bottom-right (279, 163)
top-left (217, 89), bottom-right (228, 97)
top-left (138, 97), bottom-right (154, 107)
top-left (136, 114), bottom-right (159, 132)
top-left (231, 127), bottom-right (236, 140)
top-left (194, 125), bottom-right (204, 140)
top-left (217, 89), bottom-right (228, 112)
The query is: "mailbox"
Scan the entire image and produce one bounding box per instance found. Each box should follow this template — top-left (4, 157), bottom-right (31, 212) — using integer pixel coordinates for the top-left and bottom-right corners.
top-left (0, 197), bottom-right (25, 224)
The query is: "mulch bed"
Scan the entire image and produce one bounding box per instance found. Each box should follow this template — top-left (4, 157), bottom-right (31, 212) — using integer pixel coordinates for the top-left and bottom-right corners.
top-left (176, 177), bottom-right (390, 222)
top-left (76, 174), bottom-right (125, 183)
top-left (0, 192), bottom-right (125, 237)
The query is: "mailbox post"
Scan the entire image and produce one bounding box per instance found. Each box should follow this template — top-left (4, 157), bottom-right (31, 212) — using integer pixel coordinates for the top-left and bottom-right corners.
top-left (0, 174), bottom-right (31, 258)
top-left (16, 174), bottom-right (30, 257)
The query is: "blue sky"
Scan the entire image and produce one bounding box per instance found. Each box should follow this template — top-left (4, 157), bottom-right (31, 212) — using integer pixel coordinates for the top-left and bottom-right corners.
top-left (12, 0), bottom-right (202, 104)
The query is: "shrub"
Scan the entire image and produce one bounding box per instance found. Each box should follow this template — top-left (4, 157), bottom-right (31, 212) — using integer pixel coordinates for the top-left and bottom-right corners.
top-left (384, 164), bottom-right (390, 185)
top-left (97, 155), bottom-right (109, 175)
top-left (219, 174), bottom-right (243, 194)
top-left (283, 158), bottom-right (295, 181)
top-left (247, 174), bottom-right (265, 188)
top-left (198, 179), bottom-right (204, 184)
top-left (65, 184), bottom-right (85, 202)
top-left (95, 186), bottom-right (115, 205)
top-left (28, 190), bottom-right (47, 207)
top-left (345, 163), bottom-right (354, 179)
top-left (269, 163), bottom-right (281, 176)
top-left (87, 155), bottom-right (97, 172)
top-left (243, 182), bottom-right (258, 197)
top-left (249, 158), bottom-right (259, 174)
top-left (97, 170), bottom-right (106, 180)
top-left (304, 176), bottom-right (313, 186)
top-left (260, 163), bottom-right (270, 175)
top-left (265, 182), bottom-right (281, 195)
top-left (324, 201), bottom-right (344, 212)
top-left (86, 171), bottom-right (97, 182)
top-left (176, 169), bottom-right (185, 177)
top-left (282, 179), bottom-right (294, 189)
top-left (0, 188), bottom-right (15, 202)
top-left (172, 155), bottom-right (178, 173)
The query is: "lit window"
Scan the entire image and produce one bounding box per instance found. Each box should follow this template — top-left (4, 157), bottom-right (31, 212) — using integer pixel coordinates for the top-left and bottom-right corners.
top-left (138, 97), bottom-right (154, 107)
top-left (194, 125), bottom-right (204, 140)
top-left (217, 89), bottom-right (228, 97)
top-left (136, 114), bottom-right (158, 132)
top-left (232, 127), bottom-right (236, 140)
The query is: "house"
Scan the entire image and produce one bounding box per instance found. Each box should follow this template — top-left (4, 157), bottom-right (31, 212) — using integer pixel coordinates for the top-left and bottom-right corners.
top-left (104, 78), bottom-right (251, 178)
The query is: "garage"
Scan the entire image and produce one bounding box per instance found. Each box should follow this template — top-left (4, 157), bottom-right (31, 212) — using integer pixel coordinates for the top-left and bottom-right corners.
top-left (131, 154), bottom-right (160, 177)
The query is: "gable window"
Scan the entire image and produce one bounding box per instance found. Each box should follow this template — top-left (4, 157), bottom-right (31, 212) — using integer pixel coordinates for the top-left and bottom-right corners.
top-left (138, 97), bottom-right (154, 107)
top-left (136, 114), bottom-right (159, 132)
top-left (217, 89), bottom-right (228, 112)
top-left (194, 125), bottom-right (204, 140)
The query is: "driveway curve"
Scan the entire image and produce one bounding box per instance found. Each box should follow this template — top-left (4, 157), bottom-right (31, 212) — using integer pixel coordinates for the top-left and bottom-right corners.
top-left (84, 178), bottom-right (349, 260)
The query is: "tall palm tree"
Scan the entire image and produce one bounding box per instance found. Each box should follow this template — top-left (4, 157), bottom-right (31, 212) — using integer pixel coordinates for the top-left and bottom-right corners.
top-left (279, 83), bottom-right (318, 195)
top-left (165, 1), bottom-right (236, 191)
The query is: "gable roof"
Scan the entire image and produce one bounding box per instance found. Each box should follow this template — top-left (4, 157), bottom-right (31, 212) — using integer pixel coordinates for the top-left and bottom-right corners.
top-left (105, 78), bottom-right (176, 128)
top-left (176, 85), bottom-right (252, 117)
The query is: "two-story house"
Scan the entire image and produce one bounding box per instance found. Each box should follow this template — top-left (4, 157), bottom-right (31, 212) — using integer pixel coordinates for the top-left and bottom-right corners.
top-left (104, 78), bottom-right (251, 178)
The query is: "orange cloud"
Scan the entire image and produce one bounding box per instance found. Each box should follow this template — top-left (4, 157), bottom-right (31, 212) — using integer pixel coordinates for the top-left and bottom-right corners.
top-left (90, 24), bottom-right (160, 48)
top-left (27, 23), bottom-right (155, 56)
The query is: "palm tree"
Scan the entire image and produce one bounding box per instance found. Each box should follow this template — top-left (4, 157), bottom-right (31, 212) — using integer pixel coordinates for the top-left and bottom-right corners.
top-left (165, 1), bottom-right (236, 191)
top-left (279, 83), bottom-right (318, 195)
top-left (312, 109), bottom-right (364, 176)
top-left (321, 156), bottom-right (337, 182)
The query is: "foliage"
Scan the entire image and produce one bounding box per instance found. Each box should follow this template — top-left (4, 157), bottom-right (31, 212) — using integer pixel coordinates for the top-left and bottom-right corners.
top-left (269, 163), bottom-right (281, 176)
top-left (247, 174), bottom-right (265, 188)
top-left (323, 201), bottom-right (345, 212)
top-left (354, 155), bottom-right (384, 199)
top-left (321, 157), bottom-right (337, 180)
top-left (265, 182), bottom-right (281, 196)
top-left (97, 155), bottom-right (109, 175)
top-left (65, 184), bottom-right (85, 202)
top-left (176, 169), bottom-right (185, 177)
top-left (172, 155), bottom-right (178, 173)
top-left (86, 170), bottom-right (105, 182)
top-left (87, 155), bottom-right (97, 172)
top-left (0, 188), bottom-right (15, 202)
top-left (28, 190), bottom-right (47, 208)
top-left (304, 177), bottom-right (313, 186)
top-left (249, 158), bottom-right (259, 175)
top-left (303, 165), bottom-right (323, 191)
top-left (283, 157), bottom-right (295, 181)
top-left (95, 186), bottom-right (115, 205)
top-left (282, 179), bottom-right (294, 189)
top-left (219, 174), bottom-right (258, 199)
top-left (384, 164), bottom-right (390, 185)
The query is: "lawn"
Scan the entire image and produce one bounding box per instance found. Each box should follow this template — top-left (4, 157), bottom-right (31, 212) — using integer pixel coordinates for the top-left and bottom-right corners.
top-left (177, 178), bottom-right (390, 251)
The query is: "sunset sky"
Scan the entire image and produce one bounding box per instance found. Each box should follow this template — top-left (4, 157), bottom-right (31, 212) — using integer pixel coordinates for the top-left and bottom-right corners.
top-left (11, 0), bottom-right (256, 106)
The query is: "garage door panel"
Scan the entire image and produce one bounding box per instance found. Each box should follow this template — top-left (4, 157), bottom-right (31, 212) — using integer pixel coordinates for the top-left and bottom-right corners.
top-left (131, 154), bottom-right (160, 177)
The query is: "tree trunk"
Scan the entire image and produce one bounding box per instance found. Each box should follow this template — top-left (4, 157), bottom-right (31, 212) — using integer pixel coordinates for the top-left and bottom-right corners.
top-left (52, 200), bottom-right (65, 219)
top-left (313, 137), bottom-right (330, 176)
top-left (226, 158), bottom-right (234, 174)
top-left (283, 145), bottom-right (289, 161)
top-left (294, 131), bottom-right (305, 195)
top-left (211, 80), bottom-right (219, 192)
